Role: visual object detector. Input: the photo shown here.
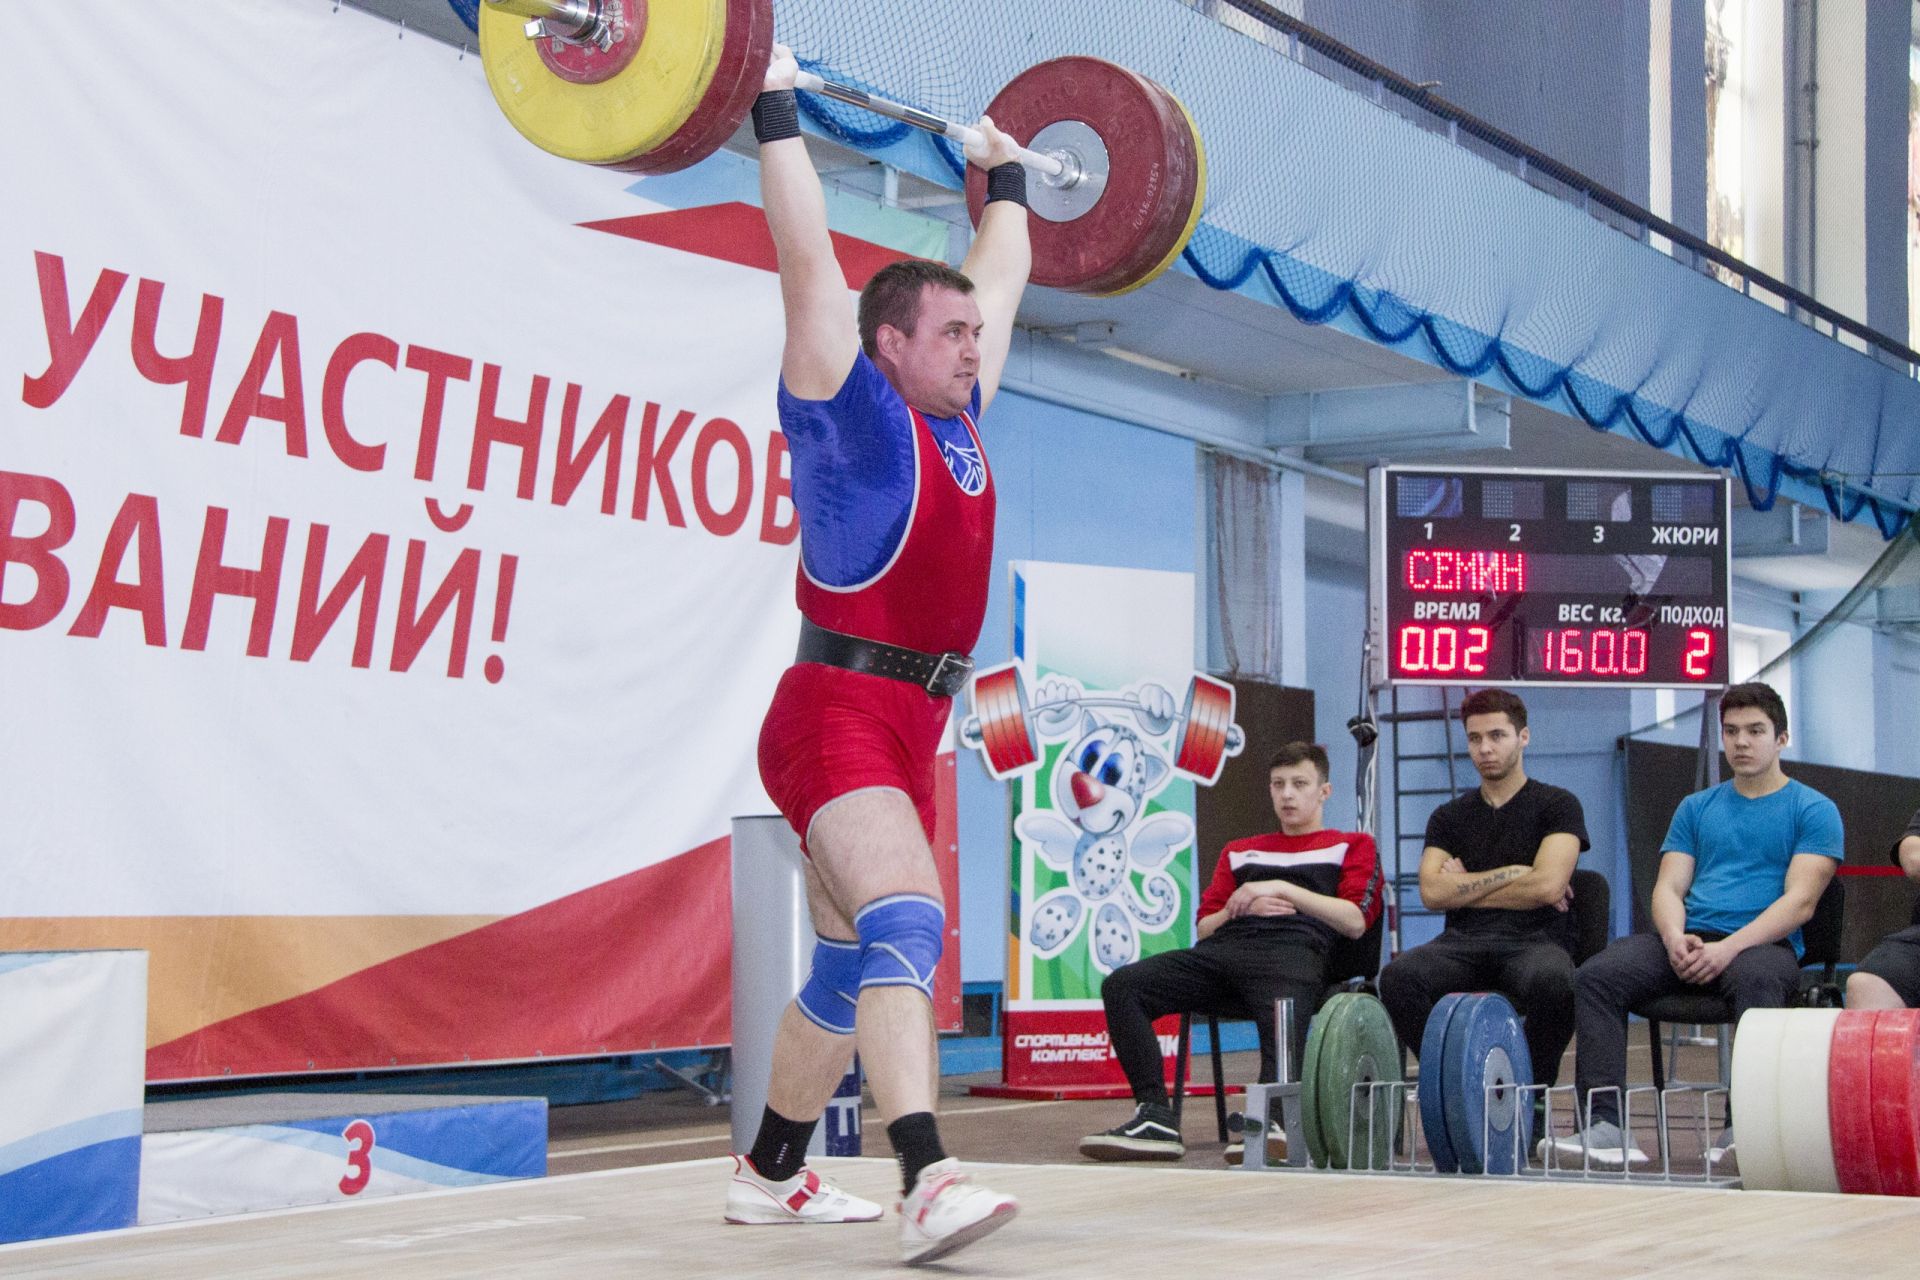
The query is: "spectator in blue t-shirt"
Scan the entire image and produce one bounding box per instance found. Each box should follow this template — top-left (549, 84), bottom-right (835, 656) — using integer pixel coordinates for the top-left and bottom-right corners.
top-left (1543, 682), bottom-right (1842, 1171)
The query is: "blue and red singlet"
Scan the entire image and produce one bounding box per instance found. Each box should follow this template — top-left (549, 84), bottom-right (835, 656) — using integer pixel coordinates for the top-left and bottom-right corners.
top-left (758, 352), bottom-right (995, 849)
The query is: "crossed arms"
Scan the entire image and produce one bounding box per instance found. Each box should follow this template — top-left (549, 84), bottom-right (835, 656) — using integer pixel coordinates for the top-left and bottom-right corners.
top-left (1416, 834), bottom-right (1581, 914)
top-left (1197, 879), bottom-right (1365, 942)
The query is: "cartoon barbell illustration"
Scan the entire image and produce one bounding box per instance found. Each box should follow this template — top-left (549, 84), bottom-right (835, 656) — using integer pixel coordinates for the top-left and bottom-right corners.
top-left (959, 664), bottom-right (1244, 784)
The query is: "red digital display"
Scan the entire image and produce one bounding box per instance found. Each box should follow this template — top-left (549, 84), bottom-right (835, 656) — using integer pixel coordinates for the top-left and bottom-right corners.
top-left (1375, 469), bottom-right (1732, 687)
top-left (1683, 628), bottom-right (1715, 680)
top-left (1537, 628), bottom-right (1649, 677)
top-left (1404, 549), bottom-right (1527, 593)
top-left (1396, 624), bottom-right (1493, 675)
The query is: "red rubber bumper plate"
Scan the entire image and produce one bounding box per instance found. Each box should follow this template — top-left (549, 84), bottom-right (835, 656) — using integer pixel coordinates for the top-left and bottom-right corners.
top-left (965, 57), bottom-right (1205, 296)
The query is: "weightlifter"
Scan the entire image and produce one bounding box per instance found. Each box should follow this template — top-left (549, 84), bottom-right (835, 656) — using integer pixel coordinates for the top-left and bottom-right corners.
top-left (720, 44), bottom-right (1032, 1265)
top-left (1551, 682), bottom-right (1841, 1170)
top-left (1376, 689), bottom-right (1589, 1121)
top-left (1078, 743), bottom-right (1381, 1164)
top-left (1845, 806), bottom-right (1920, 1010)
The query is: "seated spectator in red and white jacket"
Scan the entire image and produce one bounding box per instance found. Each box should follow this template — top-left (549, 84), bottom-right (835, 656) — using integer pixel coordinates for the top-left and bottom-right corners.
top-left (1078, 742), bottom-right (1380, 1164)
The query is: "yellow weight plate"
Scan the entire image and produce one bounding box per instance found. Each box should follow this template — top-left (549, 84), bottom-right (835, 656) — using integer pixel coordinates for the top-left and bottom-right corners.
top-left (480, 0), bottom-right (728, 166)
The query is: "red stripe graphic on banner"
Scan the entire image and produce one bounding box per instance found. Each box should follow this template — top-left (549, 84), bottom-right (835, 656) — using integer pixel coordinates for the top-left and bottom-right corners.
top-left (579, 203), bottom-right (909, 291)
top-left (146, 838), bottom-right (732, 1079)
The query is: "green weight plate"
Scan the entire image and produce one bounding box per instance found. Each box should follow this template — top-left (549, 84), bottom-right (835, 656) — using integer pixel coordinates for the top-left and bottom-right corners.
top-left (1312, 993), bottom-right (1402, 1171)
top-left (1299, 991), bottom-right (1337, 1168)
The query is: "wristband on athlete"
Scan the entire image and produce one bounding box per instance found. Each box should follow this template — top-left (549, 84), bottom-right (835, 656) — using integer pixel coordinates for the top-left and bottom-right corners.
top-left (752, 89), bottom-right (801, 144)
top-left (985, 161), bottom-right (1027, 208)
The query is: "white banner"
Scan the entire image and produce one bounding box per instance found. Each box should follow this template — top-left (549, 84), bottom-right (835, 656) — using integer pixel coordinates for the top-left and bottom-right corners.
top-left (0, 0), bottom-right (815, 1073)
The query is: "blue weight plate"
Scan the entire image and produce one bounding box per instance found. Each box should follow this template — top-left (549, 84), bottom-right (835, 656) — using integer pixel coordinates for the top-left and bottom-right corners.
top-left (1418, 991), bottom-right (1469, 1174)
top-left (1442, 992), bottom-right (1534, 1175)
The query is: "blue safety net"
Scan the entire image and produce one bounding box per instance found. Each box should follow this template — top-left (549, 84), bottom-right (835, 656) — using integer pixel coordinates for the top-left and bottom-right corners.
top-left (770, 0), bottom-right (1920, 537)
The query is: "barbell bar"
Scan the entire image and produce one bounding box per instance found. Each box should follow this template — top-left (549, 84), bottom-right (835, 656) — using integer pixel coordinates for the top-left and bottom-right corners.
top-left (477, 1), bottom-right (1206, 295)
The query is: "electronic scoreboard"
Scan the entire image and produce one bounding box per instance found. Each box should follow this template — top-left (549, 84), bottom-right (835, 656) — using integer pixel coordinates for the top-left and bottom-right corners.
top-left (1368, 466), bottom-right (1731, 688)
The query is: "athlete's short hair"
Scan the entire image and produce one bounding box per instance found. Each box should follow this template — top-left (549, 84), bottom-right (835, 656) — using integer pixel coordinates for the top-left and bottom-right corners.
top-left (1460, 687), bottom-right (1528, 731)
top-left (1720, 681), bottom-right (1788, 737)
top-left (1268, 742), bottom-right (1330, 785)
top-left (858, 259), bottom-right (975, 357)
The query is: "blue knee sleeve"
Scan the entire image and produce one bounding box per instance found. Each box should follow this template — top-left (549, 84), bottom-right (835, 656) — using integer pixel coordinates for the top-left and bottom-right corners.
top-left (855, 894), bottom-right (945, 1001)
top-left (796, 936), bottom-right (861, 1035)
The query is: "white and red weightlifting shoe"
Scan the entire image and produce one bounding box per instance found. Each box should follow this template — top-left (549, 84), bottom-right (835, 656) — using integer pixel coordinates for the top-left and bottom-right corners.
top-left (897, 1158), bottom-right (1018, 1266)
top-left (722, 1155), bottom-right (884, 1225)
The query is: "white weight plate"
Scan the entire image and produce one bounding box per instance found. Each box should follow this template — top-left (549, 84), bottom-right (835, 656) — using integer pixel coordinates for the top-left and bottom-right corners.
top-left (1729, 1008), bottom-right (1794, 1191)
top-left (1777, 1008), bottom-right (1842, 1193)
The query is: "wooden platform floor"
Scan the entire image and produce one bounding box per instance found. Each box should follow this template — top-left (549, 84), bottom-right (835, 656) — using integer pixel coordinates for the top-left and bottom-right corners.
top-left (0, 1033), bottom-right (1846, 1276)
top-left (9, 1156), bottom-right (1920, 1278)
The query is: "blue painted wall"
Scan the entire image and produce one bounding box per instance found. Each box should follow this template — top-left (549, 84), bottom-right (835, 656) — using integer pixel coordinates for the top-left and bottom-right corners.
top-left (956, 391), bottom-right (1199, 983)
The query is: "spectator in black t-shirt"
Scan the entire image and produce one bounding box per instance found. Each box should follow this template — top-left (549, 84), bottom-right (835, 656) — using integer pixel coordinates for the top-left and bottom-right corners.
top-left (1377, 688), bottom-right (1590, 1090)
top-left (1845, 807), bottom-right (1920, 1009)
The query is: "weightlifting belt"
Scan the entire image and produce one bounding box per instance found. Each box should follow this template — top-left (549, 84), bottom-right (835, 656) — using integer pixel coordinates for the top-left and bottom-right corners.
top-left (796, 618), bottom-right (974, 699)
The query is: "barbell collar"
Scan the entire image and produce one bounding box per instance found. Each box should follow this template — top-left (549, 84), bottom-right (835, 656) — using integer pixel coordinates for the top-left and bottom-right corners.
top-left (487, 0), bottom-right (609, 49)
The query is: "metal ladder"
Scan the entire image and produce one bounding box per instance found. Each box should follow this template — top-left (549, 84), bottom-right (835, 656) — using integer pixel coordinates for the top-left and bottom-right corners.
top-left (1380, 685), bottom-right (1471, 954)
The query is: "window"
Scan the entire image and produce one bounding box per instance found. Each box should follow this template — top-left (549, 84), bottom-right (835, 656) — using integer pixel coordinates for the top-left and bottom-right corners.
top-left (1706, 0), bottom-right (1748, 263)
top-left (1728, 621), bottom-right (1793, 748)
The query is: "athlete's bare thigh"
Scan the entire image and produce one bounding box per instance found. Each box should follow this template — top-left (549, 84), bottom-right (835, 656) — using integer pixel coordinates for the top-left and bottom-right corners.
top-left (805, 786), bottom-right (943, 920)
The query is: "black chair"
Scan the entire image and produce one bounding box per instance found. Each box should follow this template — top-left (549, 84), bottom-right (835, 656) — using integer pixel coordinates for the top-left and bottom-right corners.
top-left (1634, 874), bottom-right (1846, 1093)
top-left (1569, 868), bottom-right (1612, 967)
top-left (1171, 907), bottom-right (1386, 1142)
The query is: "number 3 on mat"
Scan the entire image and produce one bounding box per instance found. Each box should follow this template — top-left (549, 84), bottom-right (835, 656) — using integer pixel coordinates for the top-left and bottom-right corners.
top-left (340, 1119), bottom-right (376, 1195)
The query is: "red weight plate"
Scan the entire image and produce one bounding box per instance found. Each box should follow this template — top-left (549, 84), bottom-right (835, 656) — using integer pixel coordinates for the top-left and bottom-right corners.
top-left (972, 669), bottom-right (1014, 774)
top-left (985, 682), bottom-right (1029, 777)
top-left (984, 669), bottom-right (1028, 775)
top-left (611, 0), bottom-right (772, 175)
top-left (1051, 65), bottom-right (1191, 297)
top-left (1041, 61), bottom-right (1199, 296)
top-left (1173, 686), bottom-right (1216, 778)
top-left (1871, 1009), bottom-right (1920, 1196)
top-left (1072, 70), bottom-right (1205, 297)
top-left (975, 666), bottom-right (1036, 777)
top-left (538, 0), bottom-right (647, 85)
top-left (1195, 679), bottom-right (1230, 777)
top-left (1175, 675), bottom-right (1231, 782)
top-left (964, 58), bottom-right (1204, 295)
top-left (1830, 1010), bottom-right (1883, 1195)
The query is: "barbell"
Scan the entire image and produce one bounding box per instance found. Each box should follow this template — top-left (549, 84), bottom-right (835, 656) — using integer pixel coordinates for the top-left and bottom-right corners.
top-left (959, 663), bottom-right (1243, 785)
top-left (477, 0), bottom-right (1207, 295)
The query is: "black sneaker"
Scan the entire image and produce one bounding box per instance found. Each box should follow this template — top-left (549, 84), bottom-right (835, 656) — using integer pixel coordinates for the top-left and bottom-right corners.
top-left (1078, 1103), bottom-right (1184, 1161)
